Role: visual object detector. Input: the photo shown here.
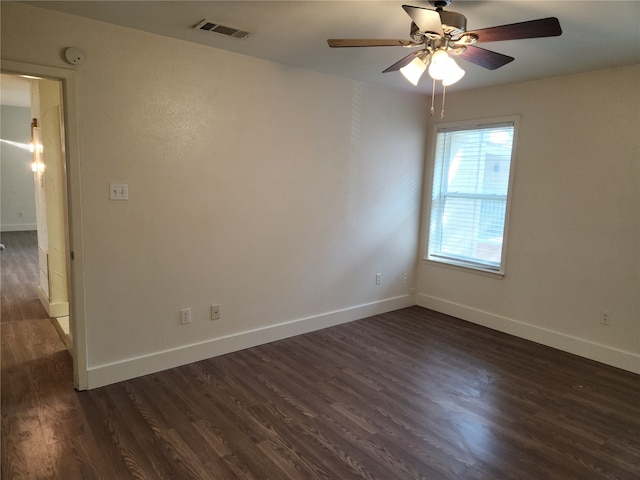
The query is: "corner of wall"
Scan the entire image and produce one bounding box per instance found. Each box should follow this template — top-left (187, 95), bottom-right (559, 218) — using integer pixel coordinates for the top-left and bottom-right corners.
top-left (416, 293), bottom-right (640, 375)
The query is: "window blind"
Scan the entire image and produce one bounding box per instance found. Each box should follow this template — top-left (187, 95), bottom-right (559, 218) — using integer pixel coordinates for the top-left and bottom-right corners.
top-left (428, 122), bottom-right (515, 272)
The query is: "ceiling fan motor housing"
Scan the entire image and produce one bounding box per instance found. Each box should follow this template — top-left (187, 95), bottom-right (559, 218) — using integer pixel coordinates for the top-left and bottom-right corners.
top-left (439, 11), bottom-right (467, 38)
top-left (410, 9), bottom-right (467, 43)
top-left (429, 0), bottom-right (452, 9)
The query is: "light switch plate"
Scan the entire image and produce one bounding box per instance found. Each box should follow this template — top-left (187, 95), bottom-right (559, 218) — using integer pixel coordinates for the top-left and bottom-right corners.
top-left (110, 183), bottom-right (128, 200)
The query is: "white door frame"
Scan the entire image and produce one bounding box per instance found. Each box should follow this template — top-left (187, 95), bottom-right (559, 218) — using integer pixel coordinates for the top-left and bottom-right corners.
top-left (2, 59), bottom-right (88, 390)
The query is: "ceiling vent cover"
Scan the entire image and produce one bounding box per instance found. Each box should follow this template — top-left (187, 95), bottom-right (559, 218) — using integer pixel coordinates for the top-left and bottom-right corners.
top-left (194, 19), bottom-right (251, 39)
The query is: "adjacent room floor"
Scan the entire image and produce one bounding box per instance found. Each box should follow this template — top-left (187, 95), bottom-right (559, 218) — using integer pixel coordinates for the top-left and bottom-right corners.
top-left (2, 230), bottom-right (639, 479)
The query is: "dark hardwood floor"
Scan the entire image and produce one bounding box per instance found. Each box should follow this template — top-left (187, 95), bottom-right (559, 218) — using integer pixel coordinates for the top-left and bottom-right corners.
top-left (2, 230), bottom-right (639, 479)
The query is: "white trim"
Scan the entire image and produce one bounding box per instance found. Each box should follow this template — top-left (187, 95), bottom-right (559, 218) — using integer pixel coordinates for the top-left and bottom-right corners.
top-left (416, 293), bottom-right (640, 375)
top-left (37, 285), bottom-right (69, 318)
top-left (0, 224), bottom-right (37, 232)
top-left (87, 294), bottom-right (415, 389)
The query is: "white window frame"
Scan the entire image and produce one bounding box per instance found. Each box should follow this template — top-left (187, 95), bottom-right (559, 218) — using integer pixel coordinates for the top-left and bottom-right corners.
top-left (423, 116), bottom-right (519, 276)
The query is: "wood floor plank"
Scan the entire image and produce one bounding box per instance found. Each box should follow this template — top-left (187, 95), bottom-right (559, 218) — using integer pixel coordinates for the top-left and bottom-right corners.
top-left (248, 403), bottom-right (355, 480)
top-left (2, 230), bottom-right (640, 479)
top-left (73, 389), bottom-right (135, 479)
top-left (90, 385), bottom-right (176, 480)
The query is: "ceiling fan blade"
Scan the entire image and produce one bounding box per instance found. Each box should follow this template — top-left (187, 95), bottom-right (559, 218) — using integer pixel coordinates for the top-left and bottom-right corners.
top-left (402, 5), bottom-right (444, 36)
top-left (457, 45), bottom-right (514, 70)
top-left (467, 17), bottom-right (562, 43)
top-left (327, 39), bottom-right (420, 48)
top-left (382, 50), bottom-right (424, 73)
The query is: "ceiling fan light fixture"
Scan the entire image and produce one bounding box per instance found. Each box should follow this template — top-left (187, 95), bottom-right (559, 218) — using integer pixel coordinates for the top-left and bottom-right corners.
top-left (327, 2), bottom-right (563, 116)
top-left (400, 56), bottom-right (428, 86)
top-left (428, 49), bottom-right (453, 80)
top-left (442, 58), bottom-right (465, 86)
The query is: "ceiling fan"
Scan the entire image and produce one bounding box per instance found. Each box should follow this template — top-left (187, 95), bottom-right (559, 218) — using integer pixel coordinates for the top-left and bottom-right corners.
top-left (327, 1), bottom-right (562, 89)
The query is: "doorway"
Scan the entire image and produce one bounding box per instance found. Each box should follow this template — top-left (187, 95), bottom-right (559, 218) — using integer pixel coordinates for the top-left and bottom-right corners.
top-left (1, 60), bottom-right (87, 390)
top-left (1, 72), bottom-right (71, 349)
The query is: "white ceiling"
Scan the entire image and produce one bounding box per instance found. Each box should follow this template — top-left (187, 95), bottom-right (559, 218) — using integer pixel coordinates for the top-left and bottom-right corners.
top-left (13, 1), bottom-right (640, 95)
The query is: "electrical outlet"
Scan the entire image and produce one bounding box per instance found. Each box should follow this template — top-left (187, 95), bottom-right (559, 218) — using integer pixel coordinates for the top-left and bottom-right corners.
top-left (181, 307), bottom-right (191, 325)
top-left (211, 304), bottom-right (221, 321)
top-left (600, 311), bottom-right (611, 325)
top-left (375, 273), bottom-right (382, 285)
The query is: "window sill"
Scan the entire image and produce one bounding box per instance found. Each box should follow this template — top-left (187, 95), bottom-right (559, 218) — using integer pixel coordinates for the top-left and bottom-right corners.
top-left (423, 257), bottom-right (505, 279)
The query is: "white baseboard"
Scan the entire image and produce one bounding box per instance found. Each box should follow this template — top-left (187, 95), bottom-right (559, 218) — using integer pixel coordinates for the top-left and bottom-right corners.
top-left (1, 224), bottom-right (37, 232)
top-left (87, 294), bottom-right (415, 389)
top-left (51, 316), bottom-right (72, 353)
top-left (37, 286), bottom-right (69, 318)
top-left (416, 293), bottom-right (640, 375)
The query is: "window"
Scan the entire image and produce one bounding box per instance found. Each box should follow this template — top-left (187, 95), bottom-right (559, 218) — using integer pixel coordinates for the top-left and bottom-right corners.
top-left (426, 119), bottom-right (517, 274)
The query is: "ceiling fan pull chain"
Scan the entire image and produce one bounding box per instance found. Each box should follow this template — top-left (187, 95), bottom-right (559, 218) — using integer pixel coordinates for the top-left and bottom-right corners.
top-left (430, 76), bottom-right (436, 116)
top-left (441, 84), bottom-right (446, 119)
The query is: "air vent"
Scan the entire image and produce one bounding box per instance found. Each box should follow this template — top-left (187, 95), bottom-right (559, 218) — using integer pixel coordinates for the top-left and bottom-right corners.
top-left (194, 19), bottom-right (251, 39)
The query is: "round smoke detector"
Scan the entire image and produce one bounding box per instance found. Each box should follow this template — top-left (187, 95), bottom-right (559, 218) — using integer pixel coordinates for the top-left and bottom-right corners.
top-left (64, 47), bottom-right (86, 65)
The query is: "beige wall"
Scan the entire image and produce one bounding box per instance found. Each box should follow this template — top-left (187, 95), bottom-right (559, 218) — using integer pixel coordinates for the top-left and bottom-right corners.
top-left (3, 2), bottom-right (637, 383)
top-left (1, 2), bottom-right (426, 387)
top-left (0, 105), bottom-right (36, 231)
top-left (417, 65), bottom-right (640, 372)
